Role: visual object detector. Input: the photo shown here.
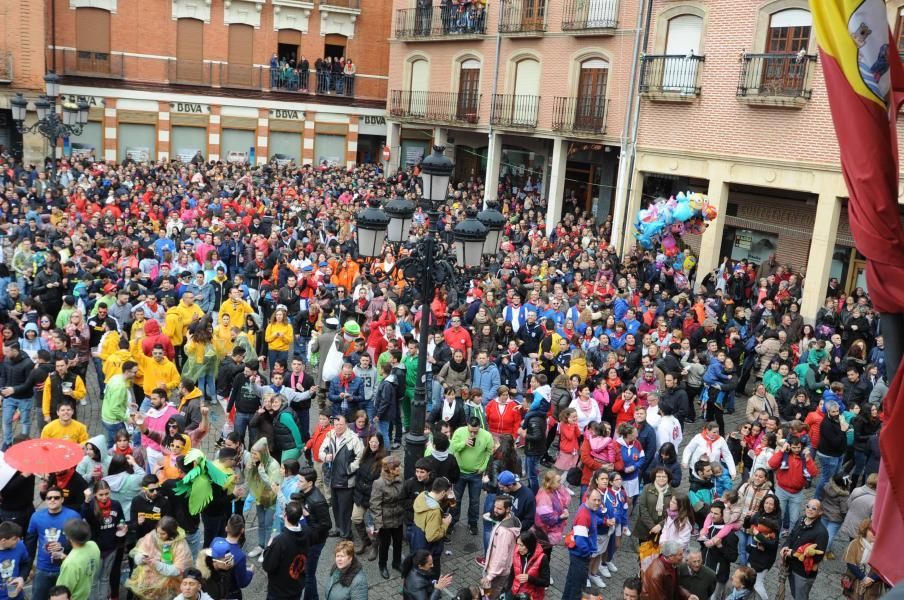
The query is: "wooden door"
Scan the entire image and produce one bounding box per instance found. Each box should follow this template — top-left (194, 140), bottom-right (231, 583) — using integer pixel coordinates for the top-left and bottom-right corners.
top-left (520, 0), bottom-right (545, 30)
top-left (575, 60), bottom-right (607, 130)
top-left (176, 18), bottom-right (204, 83)
top-left (228, 24), bottom-right (254, 87)
top-left (763, 9), bottom-right (811, 95)
top-left (456, 62), bottom-right (480, 122)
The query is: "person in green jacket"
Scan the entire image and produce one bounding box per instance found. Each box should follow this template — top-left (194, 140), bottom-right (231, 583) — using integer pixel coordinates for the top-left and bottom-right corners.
top-left (101, 361), bottom-right (138, 449)
top-left (449, 418), bottom-right (494, 534)
top-left (56, 519), bottom-right (100, 600)
top-left (401, 339), bottom-right (419, 430)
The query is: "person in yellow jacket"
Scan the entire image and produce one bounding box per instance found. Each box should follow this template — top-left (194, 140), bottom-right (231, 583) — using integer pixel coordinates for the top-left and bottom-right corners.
top-left (264, 306), bottom-right (293, 370)
top-left (219, 287), bottom-right (255, 332)
top-left (174, 292), bottom-right (205, 338)
top-left (163, 296), bottom-right (186, 367)
top-left (43, 357), bottom-right (87, 422)
top-left (102, 337), bottom-right (134, 385)
top-left (130, 334), bottom-right (181, 400)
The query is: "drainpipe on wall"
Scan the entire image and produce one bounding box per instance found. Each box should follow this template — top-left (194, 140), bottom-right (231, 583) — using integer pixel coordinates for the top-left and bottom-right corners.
top-left (483, 0), bottom-right (503, 209)
top-left (611, 0), bottom-right (653, 252)
top-left (52, 0), bottom-right (57, 72)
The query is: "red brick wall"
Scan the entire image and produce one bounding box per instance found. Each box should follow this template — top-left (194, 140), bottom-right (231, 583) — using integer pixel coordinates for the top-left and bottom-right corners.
top-left (2, 0), bottom-right (45, 91)
top-left (48, 0), bottom-right (389, 99)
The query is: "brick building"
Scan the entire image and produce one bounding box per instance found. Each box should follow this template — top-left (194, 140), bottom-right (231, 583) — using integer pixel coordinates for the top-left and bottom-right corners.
top-left (385, 0), bottom-right (643, 231)
top-left (3, 0), bottom-right (391, 166)
top-left (0, 0), bottom-right (47, 155)
top-left (386, 0), bottom-right (904, 320)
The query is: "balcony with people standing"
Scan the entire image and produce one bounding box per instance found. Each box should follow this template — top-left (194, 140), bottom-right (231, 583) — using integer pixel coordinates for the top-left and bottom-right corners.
top-left (395, 1), bottom-right (488, 40)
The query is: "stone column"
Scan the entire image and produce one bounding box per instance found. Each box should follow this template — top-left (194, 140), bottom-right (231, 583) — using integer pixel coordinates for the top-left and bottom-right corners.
top-left (482, 132), bottom-right (502, 207)
top-left (800, 190), bottom-right (841, 322)
top-left (695, 163), bottom-right (730, 279)
top-left (545, 136), bottom-right (568, 236)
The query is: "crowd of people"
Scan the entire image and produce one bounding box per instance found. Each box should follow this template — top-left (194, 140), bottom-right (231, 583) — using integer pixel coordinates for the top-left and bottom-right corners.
top-left (268, 54), bottom-right (357, 97)
top-left (0, 150), bottom-right (891, 600)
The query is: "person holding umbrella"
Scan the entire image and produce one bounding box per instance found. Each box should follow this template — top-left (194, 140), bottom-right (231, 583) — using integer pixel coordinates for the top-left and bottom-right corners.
top-left (25, 486), bottom-right (81, 600)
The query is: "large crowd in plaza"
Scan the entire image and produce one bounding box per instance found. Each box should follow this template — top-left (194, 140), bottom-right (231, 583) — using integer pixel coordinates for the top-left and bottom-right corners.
top-left (0, 150), bottom-right (889, 600)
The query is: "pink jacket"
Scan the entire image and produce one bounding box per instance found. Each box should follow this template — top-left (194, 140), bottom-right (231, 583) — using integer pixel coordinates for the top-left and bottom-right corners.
top-left (142, 404), bottom-right (179, 452)
top-left (592, 388), bottom-right (610, 415)
top-left (535, 486), bottom-right (571, 545)
top-left (484, 517), bottom-right (521, 579)
top-left (588, 434), bottom-right (619, 465)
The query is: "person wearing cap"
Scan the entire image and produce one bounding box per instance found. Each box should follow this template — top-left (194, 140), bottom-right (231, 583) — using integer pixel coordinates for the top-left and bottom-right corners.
top-left (196, 530), bottom-right (252, 600)
top-left (171, 568), bottom-right (213, 600)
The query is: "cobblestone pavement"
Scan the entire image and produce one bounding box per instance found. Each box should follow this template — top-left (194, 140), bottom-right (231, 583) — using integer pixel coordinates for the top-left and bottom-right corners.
top-left (55, 369), bottom-right (846, 600)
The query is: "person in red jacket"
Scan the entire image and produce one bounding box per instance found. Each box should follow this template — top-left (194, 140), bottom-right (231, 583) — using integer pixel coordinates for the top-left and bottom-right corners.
top-left (305, 413), bottom-right (334, 503)
top-left (140, 319), bottom-right (175, 361)
top-left (767, 436), bottom-right (818, 532)
top-left (486, 386), bottom-right (523, 439)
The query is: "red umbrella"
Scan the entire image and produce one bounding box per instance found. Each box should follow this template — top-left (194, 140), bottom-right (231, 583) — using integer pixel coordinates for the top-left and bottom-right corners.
top-left (3, 439), bottom-right (85, 475)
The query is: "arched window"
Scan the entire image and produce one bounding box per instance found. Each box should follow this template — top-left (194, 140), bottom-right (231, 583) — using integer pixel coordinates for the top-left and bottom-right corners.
top-left (511, 57), bottom-right (541, 126)
top-left (665, 14), bottom-right (703, 55)
top-left (576, 59), bottom-right (608, 130)
top-left (767, 8), bottom-right (812, 52)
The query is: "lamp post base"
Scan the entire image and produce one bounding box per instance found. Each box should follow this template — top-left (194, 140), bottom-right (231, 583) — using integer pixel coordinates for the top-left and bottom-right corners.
top-left (403, 430), bottom-right (428, 480)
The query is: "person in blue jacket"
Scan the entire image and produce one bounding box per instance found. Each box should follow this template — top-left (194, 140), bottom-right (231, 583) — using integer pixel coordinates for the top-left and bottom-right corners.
top-left (0, 520), bottom-right (30, 600)
top-left (26, 486), bottom-right (80, 600)
top-left (562, 488), bottom-right (603, 600)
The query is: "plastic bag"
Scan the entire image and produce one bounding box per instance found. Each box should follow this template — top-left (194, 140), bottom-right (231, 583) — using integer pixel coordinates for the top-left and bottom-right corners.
top-left (321, 337), bottom-right (343, 382)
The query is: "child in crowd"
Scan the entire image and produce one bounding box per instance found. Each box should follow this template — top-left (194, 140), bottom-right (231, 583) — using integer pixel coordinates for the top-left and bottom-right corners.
top-left (699, 489), bottom-right (743, 546)
top-left (554, 407), bottom-right (581, 472)
top-left (711, 461), bottom-right (734, 497)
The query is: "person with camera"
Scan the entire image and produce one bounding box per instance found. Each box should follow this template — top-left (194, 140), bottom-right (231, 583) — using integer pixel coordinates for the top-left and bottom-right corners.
top-left (767, 436), bottom-right (819, 531)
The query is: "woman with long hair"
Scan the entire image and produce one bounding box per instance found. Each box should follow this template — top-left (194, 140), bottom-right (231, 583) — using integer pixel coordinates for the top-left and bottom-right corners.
top-left (83, 480), bottom-right (128, 600)
top-left (509, 529), bottom-right (551, 600)
top-left (843, 518), bottom-right (884, 599)
top-left (659, 493), bottom-right (694, 552)
top-left (245, 438), bottom-right (283, 559)
top-left (747, 492), bottom-right (782, 599)
top-left (370, 455), bottom-right (404, 580)
top-left (65, 310), bottom-right (91, 380)
top-left (265, 306), bottom-right (293, 373)
top-left (352, 433), bottom-right (386, 561)
top-left (127, 516), bottom-right (192, 600)
top-left (534, 470), bottom-right (571, 556)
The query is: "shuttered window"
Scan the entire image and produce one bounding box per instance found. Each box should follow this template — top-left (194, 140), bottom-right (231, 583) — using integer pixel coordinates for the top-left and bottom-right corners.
top-left (171, 126), bottom-right (207, 162)
top-left (222, 129), bottom-right (255, 163)
top-left (176, 19), bottom-right (205, 83)
top-left (76, 8), bottom-right (111, 74)
top-left (314, 134), bottom-right (346, 167)
top-left (118, 124), bottom-right (155, 162)
top-left (228, 24), bottom-right (254, 87)
top-left (269, 131), bottom-right (302, 163)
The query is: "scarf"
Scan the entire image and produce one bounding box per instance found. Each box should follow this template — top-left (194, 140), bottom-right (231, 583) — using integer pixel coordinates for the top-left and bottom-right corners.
top-left (448, 358), bottom-right (468, 373)
top-left (442, 399), bottom-right (456, 422)
top-left (112, 444), bottom-right (133, 457)
top-left (860, 538), bottom-right (873, 568)
top-left (339, 372), bottom-right (354, 387)
top-left (55, 468), bottom-right (76, 490)
top-left (334, 558), bottom-right (363, 588)
top-left (432, 449), bottom-right (449, 461)
top-left (703, 430), bottom-right (721, 456)
top-left (654, 483), bottom-right (669, 514)
top-left (97, 498), bottom-right (113, 520)
top-left (576, 395), bottom-right (594, 414)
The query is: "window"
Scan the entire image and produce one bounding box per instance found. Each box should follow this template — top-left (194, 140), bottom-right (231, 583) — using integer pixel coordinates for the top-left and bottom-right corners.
top-left (575, 59), bottom-right (608, 129)
top-left (324, 34), bottom-right (347, 60)
top-left (175, 19), bottom-right (204, 83)
top-left (763, 9), bottom-right (812, 94)
top-left (75, 8), bottom-right (111, 74)
top-left (766, 9), bottom-right (812, 53)
top-left (227, 24), bottom-right (254, 87)
top-left (665, 14), bottom-right (703, 55)
top-left (277, 29), bottom-right (303, 65)
top-left (408, 58), bottom-right (430, 116)
top-left (457, 59), bottom-right (480, 122)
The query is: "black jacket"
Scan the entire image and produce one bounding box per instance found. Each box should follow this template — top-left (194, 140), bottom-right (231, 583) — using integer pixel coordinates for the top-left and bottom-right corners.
top-left (373, 376), bottom-right (398, 422)
top-left (783, 517), bottom-right (829, 578)
top-left (0, 353), bottom-right (34, 398)
top-left (522, 411), bottom-right (546, 457)
top-left (817, 415), bottom-right (847, 457)
top-left (217, 358), bottom-right (244, 397)
top-left (162, 478), bottom-right (200, 534)
top-left (660, 387), bottom-right (690, 423)
top-left (853, 415), bottom-right (881, 453)
top-left (352, 453), bottom-right (382, 508)
top-left (228, 373), bottom-right (262, 414)
top-left (428, 398), bottom-right (466, 430)
top-left (401, 477), bottom-right (431, 525)
top-left (262, 526), bottom-right (311, 600)
top-left (403, 567), bottom-right (444, 600)
top-left (424, 455), bottom-right (460, 485)
top-left (294, 486), bottom-right (331, 545)
top-left (130, 492), bottom-right (171, 539)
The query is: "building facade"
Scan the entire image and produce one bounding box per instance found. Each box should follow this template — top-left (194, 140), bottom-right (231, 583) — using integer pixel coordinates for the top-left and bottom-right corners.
top-left (617, 0), bottom-right (904, 320)
top-left (385, 0), bottom-right (904, 321)
top-left (3, 0), bottom-right (392, 166)
top-left (0, 0), bottom-right (47, 156)
top-left (385, 0), bottom-right (644, 232)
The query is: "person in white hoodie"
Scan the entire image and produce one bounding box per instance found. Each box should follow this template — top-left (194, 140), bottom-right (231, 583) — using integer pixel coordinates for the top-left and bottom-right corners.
top-left (682, 421), bottom-right (736, 478)
top-left (655, 401), bottom-right (684, 453)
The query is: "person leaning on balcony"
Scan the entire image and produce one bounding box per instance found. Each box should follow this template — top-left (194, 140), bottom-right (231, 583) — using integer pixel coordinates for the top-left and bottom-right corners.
top-left (344, 59), bottom-right (356, 96)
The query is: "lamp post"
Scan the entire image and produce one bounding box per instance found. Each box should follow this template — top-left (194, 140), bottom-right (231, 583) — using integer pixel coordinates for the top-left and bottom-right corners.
top-left (355, 146), bottom-right (500, 478)
top-left (10, 72), bottom-right (90, 192)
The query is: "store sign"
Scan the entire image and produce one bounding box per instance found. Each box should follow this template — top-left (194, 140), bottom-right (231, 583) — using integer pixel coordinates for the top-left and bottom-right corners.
top-left (270, 109), bottom-right (305, 120)
top-left (171, 102), bottom-right (209, 114)
top-left (62, 94), bottom-right (104, 107)
top-left (359, 114), bottom-right (387, 135)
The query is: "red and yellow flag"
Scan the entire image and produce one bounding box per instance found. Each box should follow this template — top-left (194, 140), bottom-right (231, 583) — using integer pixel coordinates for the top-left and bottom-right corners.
top-left (811, 0), bottom-right (904, 585)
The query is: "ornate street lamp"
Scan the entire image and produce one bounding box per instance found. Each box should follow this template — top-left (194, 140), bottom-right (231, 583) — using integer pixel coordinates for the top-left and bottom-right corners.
top-left (476, 201), bottom-right (506, 260)
top-left (354, 147), bottom-right (504, 477)
top-left (9, 71), bottom-right (91, 193)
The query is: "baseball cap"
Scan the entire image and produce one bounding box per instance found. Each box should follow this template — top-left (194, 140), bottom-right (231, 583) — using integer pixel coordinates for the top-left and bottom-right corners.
top-left (497, 471), bottom-right (518, 486)
top-left (210, 538), bottom-right (231, 559)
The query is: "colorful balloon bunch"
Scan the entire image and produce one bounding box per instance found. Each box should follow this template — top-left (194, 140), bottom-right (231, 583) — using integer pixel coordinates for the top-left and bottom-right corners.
top-left (633, 192), bottom-right (718, 273)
